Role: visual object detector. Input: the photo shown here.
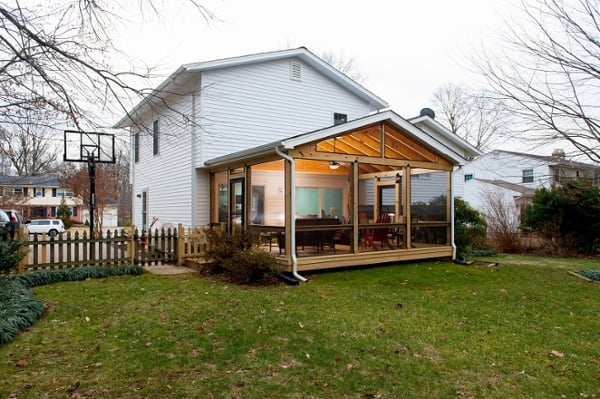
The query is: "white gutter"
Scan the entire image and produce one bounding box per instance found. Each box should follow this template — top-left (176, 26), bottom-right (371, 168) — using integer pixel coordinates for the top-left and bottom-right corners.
top-left (274, 146), bottom-right (307, 282)
top-left (450, 170), bottom-right (457, 260)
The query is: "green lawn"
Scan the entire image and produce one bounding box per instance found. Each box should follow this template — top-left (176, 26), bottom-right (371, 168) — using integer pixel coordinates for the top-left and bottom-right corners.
top-left (1, 255), bottom-right (598, 398)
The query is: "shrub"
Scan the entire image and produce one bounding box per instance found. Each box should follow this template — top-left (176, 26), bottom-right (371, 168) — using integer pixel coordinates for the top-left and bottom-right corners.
top-left (483, 190), bottom-right (523, 253)
top-left (203, 225), bottom-right (280, 284)
top-left (522, 180), bottom-right (600, 255)
top-left (222, 249), bottom-right (281, 284)
top-left (454, 198), bottom-right (488, 258)
top-left (57, 196), bottom-right (74, 230)
top-left (0, 239), bottom-right (27, 275)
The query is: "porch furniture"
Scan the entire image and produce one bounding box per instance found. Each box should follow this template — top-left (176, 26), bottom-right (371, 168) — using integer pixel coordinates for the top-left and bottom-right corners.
top-left (363, 214), bottom-right (395, 250)
top-left (278, 217), bottom-right (341, 254)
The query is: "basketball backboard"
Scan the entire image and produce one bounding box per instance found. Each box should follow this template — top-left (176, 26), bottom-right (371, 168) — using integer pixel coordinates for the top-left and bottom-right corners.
top-left (64, 130), bottom-right (116, 163)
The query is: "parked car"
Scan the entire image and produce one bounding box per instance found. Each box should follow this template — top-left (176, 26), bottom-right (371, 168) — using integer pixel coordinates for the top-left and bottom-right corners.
top-left (0, 210), bottom-right (10, 240)
top-left (5, 209), bottom-right (26, 239)
top-left (26, 219), bottom-right (66, 237)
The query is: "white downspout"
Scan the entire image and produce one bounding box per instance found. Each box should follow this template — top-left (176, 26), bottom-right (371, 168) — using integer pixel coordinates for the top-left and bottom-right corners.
top-left (275, 145), bottom-right (307, 282)
top-left (450, 170), bottom-right (457, 260)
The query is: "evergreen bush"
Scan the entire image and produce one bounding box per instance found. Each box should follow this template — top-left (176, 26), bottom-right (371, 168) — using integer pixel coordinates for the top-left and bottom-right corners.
top-left (454, 198), bottom-right (488, 258)
top-left (0, 240), bottom-right (26, 274)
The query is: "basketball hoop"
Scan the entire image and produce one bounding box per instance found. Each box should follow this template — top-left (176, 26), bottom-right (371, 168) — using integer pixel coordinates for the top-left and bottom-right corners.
top-left (63, 131), bottom-right (116, 251)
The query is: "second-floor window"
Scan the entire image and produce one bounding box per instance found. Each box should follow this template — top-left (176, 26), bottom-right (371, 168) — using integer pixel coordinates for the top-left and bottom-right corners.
top-left (152, 120), bottom-right (160, 155)
top-left (134, 132), bottom-right (140, 162)
top-left (334, 113), bottom-right (347, 125)
top-left (34, 188), bottom-right (44, 197)
top-left (53, 188), bottom-right (74, 197)
top-left (522, 169), bottom-right (534, 183)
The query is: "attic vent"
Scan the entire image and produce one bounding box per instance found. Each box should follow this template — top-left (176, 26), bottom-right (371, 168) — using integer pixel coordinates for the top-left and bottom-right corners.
top-left (290, 61), bottom-right (302, 81)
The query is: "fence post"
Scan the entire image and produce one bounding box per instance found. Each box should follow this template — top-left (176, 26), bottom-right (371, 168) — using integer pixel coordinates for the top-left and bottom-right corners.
top-left (129, 226), bottom-right (136, 265)
top-left (177, 223), bottom-right (184, 265)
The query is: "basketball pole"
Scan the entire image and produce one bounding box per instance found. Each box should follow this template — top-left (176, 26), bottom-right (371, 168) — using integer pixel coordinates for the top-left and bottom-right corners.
top-left (87, 153), bottom-right (96, 260)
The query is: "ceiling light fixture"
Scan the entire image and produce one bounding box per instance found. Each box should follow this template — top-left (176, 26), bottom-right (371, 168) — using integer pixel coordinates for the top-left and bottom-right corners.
top-left (329, 136), bottom-right (341, 170)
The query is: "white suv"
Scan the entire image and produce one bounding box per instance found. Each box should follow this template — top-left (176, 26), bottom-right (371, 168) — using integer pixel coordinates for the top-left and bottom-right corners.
top-left (27, 219), bottom-right (66, 237)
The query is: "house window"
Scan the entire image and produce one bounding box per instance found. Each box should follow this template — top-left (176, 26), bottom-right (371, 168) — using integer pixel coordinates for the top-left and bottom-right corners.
top-left (50, 207), bottom-right (57, 217)
top-left (522, 169), bottom-right (534, 183)
top-left (333, 113), bottom-right (347, 125)
top-left (71, 207), bottom-right (78, 217)
top-left (55, 188), bottom-right (73, 197)
top-left (152, 120), bottom-right (159, 156)
top-left (296, 187), bottom-right (343, 218)
top-left (464, 174), bottom-right (473, 182)
top-left (134, 132), bottom-right (140, 162)
top-left (34, 188), bottom-right (44, 197)
top-left (290, 61), bottom-right (302, 81)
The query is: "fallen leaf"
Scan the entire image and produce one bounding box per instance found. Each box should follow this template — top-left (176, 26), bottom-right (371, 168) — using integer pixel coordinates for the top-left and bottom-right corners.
top-left (551, 350), bottom-right (564, 358)
top-left (15, 358), bottom-right (29, 367)
top-left (298, 321), bottom-right (304, 329)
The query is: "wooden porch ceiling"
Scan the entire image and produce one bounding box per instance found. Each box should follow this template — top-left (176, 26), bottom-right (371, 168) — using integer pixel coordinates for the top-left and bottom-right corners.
top-left (308, 121), bottom-right (445, 174)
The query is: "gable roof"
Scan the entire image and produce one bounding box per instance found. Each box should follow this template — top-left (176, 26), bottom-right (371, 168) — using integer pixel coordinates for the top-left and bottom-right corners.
top-left (474, 178), bottom-right (536, 196)
top-left (114, 47), bottom-right (389, 128)
top-left (480, 149), bottom-right (600, 170)
top-left (204, 109), bottom-right (482, 168)
top-left (0, 175), bottom-right (61, 187)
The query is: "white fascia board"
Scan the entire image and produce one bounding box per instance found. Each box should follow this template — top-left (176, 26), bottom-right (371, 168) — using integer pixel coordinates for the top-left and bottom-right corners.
top-left (185, 48), bottom-right (388, 110)
top-left (113, 66), bottom-right (188, 128)
top-left (115, 48), bottom-right (388, 128)
top-left (282, 110), bottom-right (469, 165)
top-left (204, 141), bottom-right (286, 168)
top-left (410, 115), bottom-right (482, 159)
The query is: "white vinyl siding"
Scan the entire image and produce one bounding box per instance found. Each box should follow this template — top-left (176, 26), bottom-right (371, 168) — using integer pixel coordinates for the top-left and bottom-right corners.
top-left (198, 58), bottom-right (376, 163)
top-left (131, 92), bottom-right (194, 228)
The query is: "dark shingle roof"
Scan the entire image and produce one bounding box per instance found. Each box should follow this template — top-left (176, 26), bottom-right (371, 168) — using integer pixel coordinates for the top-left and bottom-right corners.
top-left (0, 175), bottom-right (61, 187)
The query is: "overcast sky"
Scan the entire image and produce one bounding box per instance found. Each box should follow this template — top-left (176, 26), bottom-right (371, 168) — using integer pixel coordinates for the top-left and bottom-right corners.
top-left (115, 0), bottom-right (517, 119)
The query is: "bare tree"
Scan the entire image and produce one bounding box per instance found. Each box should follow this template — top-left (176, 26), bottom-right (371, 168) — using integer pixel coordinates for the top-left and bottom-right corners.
top-left (0, 109), bottom-right (60, 175)
top-left (433, 83), bottom-right (508, 150)
top-left (61, 163), bottom-right (116, 236)
top-left (474, 0), bottom-right (600, 162)
top-left (0, 1), bottom-right (214, 130)
top-left (320, 51), bottom-right (367, 84)
top-left (483, 190), bottom-right (522, 253)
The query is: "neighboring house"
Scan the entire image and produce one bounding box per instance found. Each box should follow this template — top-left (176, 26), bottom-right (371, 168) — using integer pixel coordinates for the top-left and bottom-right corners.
top-left (0, 175), bottom-right (84, 222)
top-left (81, 200), bottom-right (120, 228)
top-left (458, 149), bottom-right (600, 215)
top-left (0, 175), bottom-right (120, 227)
top-left (116, 47), bottom-right (481, 273)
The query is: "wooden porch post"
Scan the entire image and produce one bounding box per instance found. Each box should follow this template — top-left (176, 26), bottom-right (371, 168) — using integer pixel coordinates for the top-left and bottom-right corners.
top-left (405, 165), bottom-right (412, 249)
top-left (352, 160), bottom-right (360, 254)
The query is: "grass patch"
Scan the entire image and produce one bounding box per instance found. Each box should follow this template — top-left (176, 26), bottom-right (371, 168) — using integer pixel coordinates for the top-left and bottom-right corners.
top-left (1, 256), bottom-right (598, 398)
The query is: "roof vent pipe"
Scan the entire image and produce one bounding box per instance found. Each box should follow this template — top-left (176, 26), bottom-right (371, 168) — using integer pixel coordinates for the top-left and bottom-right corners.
top-left (552, 149), bottom-right (565, 159)
top-left (419, 107), bottom-right (435, 119)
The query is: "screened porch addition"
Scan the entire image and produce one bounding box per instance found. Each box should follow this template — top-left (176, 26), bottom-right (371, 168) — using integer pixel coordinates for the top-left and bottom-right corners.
top-left (207, 117), bottom-right (459, 272)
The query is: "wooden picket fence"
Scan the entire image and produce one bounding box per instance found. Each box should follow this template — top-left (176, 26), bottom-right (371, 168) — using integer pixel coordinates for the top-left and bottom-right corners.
top-left (15, 224), bottom-right (210, 274)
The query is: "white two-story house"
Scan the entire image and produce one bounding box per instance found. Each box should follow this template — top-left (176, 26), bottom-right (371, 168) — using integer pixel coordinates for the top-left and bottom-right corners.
top-left (458, 149), bottom-right (600, 214)
top-left (116, 47), bottom-right (480, 273)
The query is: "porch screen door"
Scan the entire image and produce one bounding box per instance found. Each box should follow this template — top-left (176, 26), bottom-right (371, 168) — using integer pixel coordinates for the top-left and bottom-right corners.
top-left (230, 178), bottom-right (244, 225)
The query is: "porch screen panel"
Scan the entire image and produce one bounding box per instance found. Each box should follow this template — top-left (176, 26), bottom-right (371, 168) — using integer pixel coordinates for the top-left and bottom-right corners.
top-left (410, 169), bottom-right (449, 246)
top-left (410, 170), bottom-right (448, 221)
